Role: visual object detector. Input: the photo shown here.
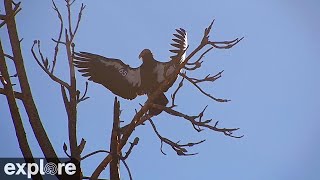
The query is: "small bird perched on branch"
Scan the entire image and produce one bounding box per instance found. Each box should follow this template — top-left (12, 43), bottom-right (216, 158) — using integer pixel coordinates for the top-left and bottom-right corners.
top-left (73, 28), bottom-right (188, 115)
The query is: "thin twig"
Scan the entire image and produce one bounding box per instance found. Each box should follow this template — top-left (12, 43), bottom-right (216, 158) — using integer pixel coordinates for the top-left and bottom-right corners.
top-left (31, 41), bottom-right (70, 89)
top-left (150, 103), bottom-right (243, 138)
top-left (69, 0), bottom-right (76, 6)
top-left (81, 150), bottom-right (110, 161)
top-left (121, 159), bottom-right (133, 180)
top-left (0, 2), bottom-right (21, 28)
top-left (122, 137), bottom-right (139, 160)
top-left (0, 88), bottom-right (23, 100)
top-left (66, 0), bottom-right (73, 38)
top-left (71, 3), bottom-right (85, 42)
top-left (185, 47), bottom-right (213, 70)
top-left (188, 70), bottom-right (224, 84)
top-left (4, 53), bottom-right (14, 61)
top-left (82, 177), bottom-right (108, 180)
top-left (63, 143), bottom-right (71, 158)
top-left (77, 81), bottom-right (90, 103)
top-left (170, 75), bottom-right (184, 108)
top-left (51, 0), bottom-right (64, 73)
top-left (209, 37), bottom-right (244, 49)
top-left (179, 72), bottom-right (230, 102)
top-left (148, 119), bottom-right (202, 156)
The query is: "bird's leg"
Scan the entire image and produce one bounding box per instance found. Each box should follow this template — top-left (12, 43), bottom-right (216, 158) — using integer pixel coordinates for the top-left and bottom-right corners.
top-left (148, 93), bottom-right (168, 116)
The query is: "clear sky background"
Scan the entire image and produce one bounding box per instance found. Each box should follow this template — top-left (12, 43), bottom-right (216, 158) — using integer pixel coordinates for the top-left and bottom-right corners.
top-left (1, 0), bottom-right (320, 179)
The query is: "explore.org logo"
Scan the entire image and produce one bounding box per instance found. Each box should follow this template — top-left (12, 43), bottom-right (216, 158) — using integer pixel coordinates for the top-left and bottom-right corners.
top-left (0, 158), bottom-right (78, 179)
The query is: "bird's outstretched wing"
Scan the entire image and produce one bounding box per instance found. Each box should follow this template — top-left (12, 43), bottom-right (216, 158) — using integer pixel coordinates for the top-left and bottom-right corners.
top-left (73, 52), bottom-right (142, 100)
top-left (169, 28), bottom-right (188, 65)
top-left (152, 28), bottom-right (188, 91)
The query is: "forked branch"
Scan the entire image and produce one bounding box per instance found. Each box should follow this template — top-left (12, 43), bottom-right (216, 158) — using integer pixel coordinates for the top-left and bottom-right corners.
top-left (51, 0), bottom-right (64, 73)
top-left (185, 47), bottom-right (213, 70)
top-left (150, 103), bottom-right (243, 138)
top-left (179, 72), bottom-right (230, 102)
top-left (31, 40), bottom-right (70, 89)
top-left (169, 75), bottom-right (185, 108)
top-left (149, 119), bottom-right (205, 156)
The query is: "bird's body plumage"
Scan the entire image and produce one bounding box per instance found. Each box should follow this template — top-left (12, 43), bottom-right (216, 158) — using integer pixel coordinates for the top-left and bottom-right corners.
top-left (73, 28), bottom-right (188, 115)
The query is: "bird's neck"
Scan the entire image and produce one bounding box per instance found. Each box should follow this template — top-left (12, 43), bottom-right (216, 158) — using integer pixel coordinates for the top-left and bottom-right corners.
top-left (140, 56), bottom-right (157, 92)
top-left (142, 56), bottom-right (156, 66)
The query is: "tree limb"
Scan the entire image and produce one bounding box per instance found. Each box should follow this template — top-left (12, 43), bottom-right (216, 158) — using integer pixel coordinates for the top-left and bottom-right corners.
top-left (110, 97), bottom-right (121, 180)
top-left (209, 37), bottom-right (244, 49)
top-left (148, 119), bottom-right (204, 156)
top-left (169, 75), bottom-right (184, 108)
top-left (121, 159), bottom-right (133, 180)
top-left (77, 81), bottom-right (90, 103)
top-left (185, 47), bottom-right (213, 70)
top-left (150, 103), bottom-right (243, 138)
top-left (81, 150), bottom-right (110, 161)
top-left (187, 70), bottom-right (223, 84)
top-left (0, 1), bottom-right (21, 28)
top-left (51, 0), bottom-right (64, 73)
top-left (122, 137), bottom-right (139, 160)
top-left (71, 3), bottom-right (85, 42)
top-left (0, 87), bottom-right (23, 100)
top-left (0, 39), bottom-right (43, 180)
top-left (179, 72), bottom-right (230, 102)
top-left (5, 0), bottom-right (59, 161)
top-left (31, 40), bottom-right (70, 89)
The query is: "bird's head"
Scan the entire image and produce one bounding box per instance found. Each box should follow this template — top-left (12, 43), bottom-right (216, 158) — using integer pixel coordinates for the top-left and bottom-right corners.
top-left (139, 49), bottom-right (153, 62)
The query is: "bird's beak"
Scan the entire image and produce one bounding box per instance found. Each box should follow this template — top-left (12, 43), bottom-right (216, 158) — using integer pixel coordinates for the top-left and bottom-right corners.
top-left (138, 52), bottom-right (142, 60)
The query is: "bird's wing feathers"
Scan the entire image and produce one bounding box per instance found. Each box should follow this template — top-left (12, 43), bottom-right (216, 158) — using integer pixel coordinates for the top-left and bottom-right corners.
top-left (74, 28), bottom-right (188, 98)
top-left (169, 28), bottom-right (188, 64)
top-left (152, 28), bottom-right (188, 92)
top-left (73, 52), bottom-right (142, 100)
top-left (152, 62), bottom-right (175, 83)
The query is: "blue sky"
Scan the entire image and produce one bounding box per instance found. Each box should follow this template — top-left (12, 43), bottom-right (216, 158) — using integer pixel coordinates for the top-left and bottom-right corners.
top-left (1, 0), bottom-right (320, 179)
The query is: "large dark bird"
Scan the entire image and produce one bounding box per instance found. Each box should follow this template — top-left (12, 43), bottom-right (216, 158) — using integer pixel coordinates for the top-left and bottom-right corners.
top-left (73, 28), bottom-right (188, 115)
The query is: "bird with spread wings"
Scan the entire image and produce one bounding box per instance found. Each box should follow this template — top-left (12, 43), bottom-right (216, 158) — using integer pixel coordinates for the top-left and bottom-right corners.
top-left (73, 28), bottom-right (188, 115)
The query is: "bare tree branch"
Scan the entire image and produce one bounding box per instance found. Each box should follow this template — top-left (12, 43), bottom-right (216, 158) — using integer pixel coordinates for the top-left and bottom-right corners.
top-left (185, 47), bottom-right (213, 70)
top-left (0, 87), bottom-right (23, 100)
top-left (179, 72), bottom-right (230, 102)
top-left (71, 3), bottom-right (85, 42)
top-left (51, 0), bottom-right (64, 73)
top-left (121, 159), bottom-right (133, 180)
top-left (78, 138), bottom-right (86, 154)
top-left (81, 150), bottom-right (110, 161)
top-left (0, 1), bottom-right (21, 28)
top-left (110, 97), bottom-right (121, 180)
top-left (83, 177), bottom-right (108, 180)
top-left (188, 70), bottom-right (224, 84)
top-left (150, 103), bottom-right (243, 138)
top-left (148, 119), bottom-right (204, 156)
top-left (169, 75), bottom-right (184, 108)
top-left (77, 81), bottom-right (90, 103)
top-left (122, 137), bottom-right (139, 160)
top-left (66, 0), bottom-right (73, 38)
top-left (65, 28), bottom-right (79, 162)
top-left (4, 0), bottom-right (59, 162)
top-left (209, 37), bottom-right (244, 49)
top-left (0, 39), bottom-right (43, 180)
top-left (4, 53), bottom-right (14, 61)
top-left (31, 40), bottom-right (70, 89)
